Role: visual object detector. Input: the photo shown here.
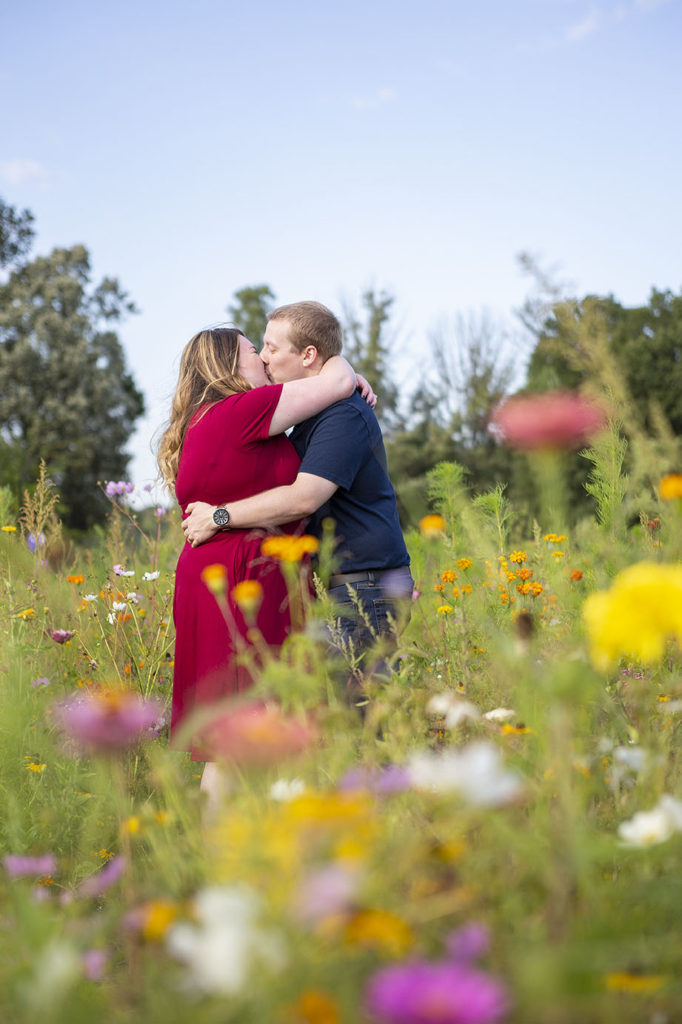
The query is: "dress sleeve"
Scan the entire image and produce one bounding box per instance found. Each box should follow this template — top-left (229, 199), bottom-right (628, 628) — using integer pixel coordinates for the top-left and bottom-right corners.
top-left (208, 385), bottom-right (283, 444)
top-left (298, 404), bottom-right (368, 488)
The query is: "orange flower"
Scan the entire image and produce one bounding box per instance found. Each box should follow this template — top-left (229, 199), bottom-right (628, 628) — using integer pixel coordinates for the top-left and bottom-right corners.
top-left (66, 574), bottom-right (85, 584)
top-left (419, 514), bottom-right (446, 537)
top-left (231, 580), bottom-right (264, 617)
top-left (201, 563), bottom-right (228, 595)
top-left (509, 550), bottom-right (527, 564)
top-left (518, 568), bottom-right (533, 581)
top-left (288, 990), bottom-right (340, 1024)
top-left (344, 908), bottom-right (413, 956)
top-left (441, 569), bottom-right (457, 583)
top-left (457, 558), bottom-right (473, 570)
top-left (261, 535), bottom-right (319, 562)
top-left (659, 473), bottom-right (682, 500)
top-left (570, 569), bottom-right (583, 581)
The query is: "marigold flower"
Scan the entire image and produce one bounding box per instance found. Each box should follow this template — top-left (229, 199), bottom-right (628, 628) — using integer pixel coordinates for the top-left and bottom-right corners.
top-left (509, 550), bottom-right (526, 564)
top-left (437, 604), bottom-right (454, 615)
top-left (231, 580), bottom-right (264, 617)
top-left (345, 909), bottom-right (413, 956)
top-left (290, 989), bottom-right (340, 1024)
top-left (200, 563), bottom-right (228, 595)
top-left (551, 551), bottom-right (564, 560)
top-left (583, 562), bottom-right (682, 669)
top-left (570, 569), bottom-right (583, 581)
top-left (261, 534), bottom-right (319, 562)
top-left (419, 514), bottom-right (446, 537)
top-left (433, 583), bottom-right (445, 593)
top-left (66, 574), bottom-right (84, 584)
top-left (441, 569), bottom-right (457, 583)
top-left (659, 473), bottom-right (682, 501)
top-left (491, 391), bottom-right (606, 450)
top-left (457, 558), bottom-right (473, 571)
top-left (504, 570), bottom-right (517, 583)
top-left (518, 568), bottom-right (533, 581)
top-left (461, 584), bottom-right (473, 595)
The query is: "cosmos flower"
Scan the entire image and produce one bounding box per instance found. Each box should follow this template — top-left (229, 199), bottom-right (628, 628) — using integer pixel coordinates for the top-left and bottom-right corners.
top-left (491, 391), bottom-right (605, 450)
top-left (54, 690), bottom-right (163, 755)
top-left (365, 959), bottom-right (509, 1024)
top-left (407, 742), bottom-right (524, 807)
top-left (142, 570), bottom-right (160, 581)
top-left (3, 853), bottom-right (56, 878)
top-left (617, 795), bottom-right (682, 848)
top-left (75, 855), bottom-right (127, 897)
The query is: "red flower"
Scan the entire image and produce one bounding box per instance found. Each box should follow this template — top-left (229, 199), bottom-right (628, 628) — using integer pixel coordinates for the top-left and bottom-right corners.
top-left (491, 392), bottom-right (605, 450)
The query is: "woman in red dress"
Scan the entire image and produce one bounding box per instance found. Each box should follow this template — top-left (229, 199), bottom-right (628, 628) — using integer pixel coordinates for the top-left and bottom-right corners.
top-left (157, 327), bottom-right (356, 791)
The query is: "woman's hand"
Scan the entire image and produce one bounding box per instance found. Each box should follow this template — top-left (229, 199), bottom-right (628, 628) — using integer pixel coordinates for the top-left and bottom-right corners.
top-left (355, 373), bottom-right (377, 408)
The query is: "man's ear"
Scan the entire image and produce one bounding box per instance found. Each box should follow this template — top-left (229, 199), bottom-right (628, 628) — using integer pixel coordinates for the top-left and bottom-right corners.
top-left (301, 345), bottom-right (319, 367)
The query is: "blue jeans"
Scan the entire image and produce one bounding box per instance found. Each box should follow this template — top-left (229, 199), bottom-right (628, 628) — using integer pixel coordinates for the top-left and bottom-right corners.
top-left (326, 566), bottom-right (414, 698)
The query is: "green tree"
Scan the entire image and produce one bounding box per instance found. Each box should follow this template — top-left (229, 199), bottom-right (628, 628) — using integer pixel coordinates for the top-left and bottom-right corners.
top-left (0, 242), bottom-right (144, 530)
top-left (227, 284), bottom-right (275, 347)
top-left (0, 197), bottom-right (35, 269)
top-left (342, 289), bottom-right (400, 432)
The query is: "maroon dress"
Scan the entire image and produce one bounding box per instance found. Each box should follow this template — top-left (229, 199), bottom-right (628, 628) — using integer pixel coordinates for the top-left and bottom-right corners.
top-left (171, 384), bottom-right (302, 755)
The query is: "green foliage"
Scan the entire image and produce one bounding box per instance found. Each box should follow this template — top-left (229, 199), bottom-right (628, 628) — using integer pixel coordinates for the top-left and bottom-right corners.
top-left (0, 240), bottom-right (144, 530)
top-left (581, 422), bottom-right (629, 533)
top-left (0, 196), bottom-right (35, 269)
top-left (342, 288), bottom-right (400, 431)
top-left (471, 483), bottom-right (513, 554)
top-left (425, 460), bottom-right (468, 538)
top-left (227, 284), bottom-right (275, 347)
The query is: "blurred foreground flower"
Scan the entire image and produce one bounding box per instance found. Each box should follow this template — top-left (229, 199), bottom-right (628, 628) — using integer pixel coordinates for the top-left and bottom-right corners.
top-left (3, 853), bottom-right (56, 878)
top-left (166, 885), bottom-right (285, 996)
top-left (201, 563), bottom-right (227, 596)
top-left (260, 534), bottom-right (319, 562)
top-left (491, 391), bottom-right (605, 450)
top-left (419, 514), bottom-right (446, 537)
top-left (54, 690), bottom-right (163, 755)
top-left (232, 579), bottom-right (264, 617)
top-left (196, 701), bottom-right (317, 766)
top-left (659, 473), bottom-right (682, 501)
top-left (73, 855), bottom-right (127, 898)
top-left (366, 960), bottom-right (509, 1024)
top-left (583, 562), bottom-right (682, 669)
top-left (407, 742), bottom-right (524, 807)
top-left (618, 794), bottom-right (682, 848)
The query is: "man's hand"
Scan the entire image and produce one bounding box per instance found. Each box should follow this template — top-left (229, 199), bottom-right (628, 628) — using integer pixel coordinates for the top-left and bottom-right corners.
top-left (355, 373), bottom-right (377, 408)
top-left (182, 502), bottom-right (220, 547)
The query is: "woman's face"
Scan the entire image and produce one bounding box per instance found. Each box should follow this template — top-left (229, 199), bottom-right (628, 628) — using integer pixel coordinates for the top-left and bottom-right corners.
top-left (237, 335), bottom-right (270, 388)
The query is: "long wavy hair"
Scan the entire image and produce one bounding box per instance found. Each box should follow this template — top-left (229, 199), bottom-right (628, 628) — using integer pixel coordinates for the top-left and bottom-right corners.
top-left (157, 327), bottom-right (252, 488)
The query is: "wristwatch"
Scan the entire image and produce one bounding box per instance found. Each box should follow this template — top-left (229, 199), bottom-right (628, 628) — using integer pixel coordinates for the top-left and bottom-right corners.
top-left (212, 505), bottom-right (231, 530)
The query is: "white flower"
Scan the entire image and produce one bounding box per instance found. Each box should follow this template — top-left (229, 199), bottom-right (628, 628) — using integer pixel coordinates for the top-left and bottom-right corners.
top-left (618, 794), bottom-right (682, 848)
top-left (83, 594), bottom-right (98, 602)
top-left (658, 699), bottom-right (682, 714)
top-left (112, 601), bottom-right (127, 612)
top-left (142, 571), bottom-right (160, 581)
top-left (426, 692), bottom-right (455, 716)
top-left (484, 707), bottom-right (516, 723)
top-left (407, 741), bottom-right (524, 807)
top-left (166, 885), bottom-right (285, 996)
top-left (613, 746), bottom-right (647, 772)
top-left (269, 778), bottom-right (305, 801)
top-left (125, 592), bottom-right (140, 603)
top-left (444, 701), bottom-right (480, 729)
top-left (107, 613), bottom-right (116, 624)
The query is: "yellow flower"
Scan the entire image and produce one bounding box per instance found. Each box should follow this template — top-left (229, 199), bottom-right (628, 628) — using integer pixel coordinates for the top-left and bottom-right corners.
top-left (1, 525), bottom-right (17, 532)
top-left (261, 534), bottom-right (319, 562)
top-left (200, 563), bottom-right (227, 595)
top-left (457, 558), bottom-right (473, 570)
top-left (461, 584), bottom-right (473, 595)
top-left (437, 604), bottom-right (454, 615)
top-left (15, 608), bottom-right (36, 620)
top-left (605, 972), bottom-right (664, 994)
top-left (66, 574), bottom-right (85, 584)
top-left (583, 561), bottom-right (682, 669)
top-left (96, 848), bottom-right (115, 861)
top-left (231, 579), bottom-right (264, 616)
top-left (288, 990), bottom-right (340, 1024)
top-left (141, 900), bottom-right (179, 941)
top-left (659, 473), bottom-right (682, 500)
top-left (509, 550), bottom-right (527, 563)
top-left (344, 908), bottom-right (413, 957)
top-left (551, 551), bottom-right (564, 560)
top-left (24, 761), bottom-right (46, 773)
top-left (122, 815), bottom-right (141, 835)
top-left (441, 569), bottom-right (457, 582)
top-left (518, 568), bottom-right (533, 580)
top-left (504, 570), bottom-right (518, 582)
top-left (419, 514), bottom-right (446, 537)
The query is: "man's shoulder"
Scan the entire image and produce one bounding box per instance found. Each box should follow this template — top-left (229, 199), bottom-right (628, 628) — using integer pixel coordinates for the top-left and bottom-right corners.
top-left (295, 392), bottom-right (373, 433)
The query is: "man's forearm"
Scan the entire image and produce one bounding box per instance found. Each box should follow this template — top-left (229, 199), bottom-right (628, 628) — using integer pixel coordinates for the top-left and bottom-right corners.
top-left (229, 484), bottom-right (311, 529)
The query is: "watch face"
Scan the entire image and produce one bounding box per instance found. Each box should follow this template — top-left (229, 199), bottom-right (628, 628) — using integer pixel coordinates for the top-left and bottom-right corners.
top-left (213, 507), bottom-right (230, 528)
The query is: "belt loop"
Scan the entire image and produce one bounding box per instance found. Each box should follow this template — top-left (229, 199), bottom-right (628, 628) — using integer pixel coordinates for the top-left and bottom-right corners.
top-left (368, 571), bottom-right (375, 584)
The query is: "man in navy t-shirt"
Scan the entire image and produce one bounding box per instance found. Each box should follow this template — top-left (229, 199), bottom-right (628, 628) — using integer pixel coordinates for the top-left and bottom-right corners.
top-left (182, 301), bottom-right (413, 693)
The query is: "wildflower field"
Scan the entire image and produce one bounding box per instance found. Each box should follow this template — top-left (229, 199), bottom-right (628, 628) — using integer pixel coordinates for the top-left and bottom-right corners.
top-left (1, 434), bottom-right (682, 1024)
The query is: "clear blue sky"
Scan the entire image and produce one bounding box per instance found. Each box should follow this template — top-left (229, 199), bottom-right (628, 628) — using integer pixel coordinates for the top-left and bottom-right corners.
top-left (2, 0), bottom-right (680, 494)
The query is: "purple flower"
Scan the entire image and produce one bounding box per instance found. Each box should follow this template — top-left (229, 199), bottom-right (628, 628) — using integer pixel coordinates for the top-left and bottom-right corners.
top-left (52, 629), bottom-right (74, 644)
top-left (33, 676), bottom-right (50, 688)
top-left (294, 862), bottom-right (360, 923)
top-left (54, 690), bottom-right (163, 755)
top-left (27, 532), bottom-right (46, 552)
top-left (76, 855), bottom-right (126, 897)
top-left (366, 961), bottom-right (509, 1024)
top-left (105, 480), bottom-right (135, 498)
top-left (446, 924), bottom-right (490, 963)
top-left (3, 853), bottom-right (56, 878)
top-left (154, 506), bottom-right (166, 518)
top-left (339, 764), bottom-right (412, 796)
top-left (81, 948), bottom-right (109, 981)
top-left (143, 483), bottom-right (153, 492)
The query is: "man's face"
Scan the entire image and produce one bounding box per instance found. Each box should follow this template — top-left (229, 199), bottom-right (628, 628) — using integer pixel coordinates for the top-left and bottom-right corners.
top-left (260, 319), bottom-right (307, 383)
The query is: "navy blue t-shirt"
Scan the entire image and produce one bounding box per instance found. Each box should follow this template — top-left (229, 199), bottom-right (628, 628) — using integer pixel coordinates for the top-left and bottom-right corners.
top-left (290, 391), bottom-right (409, 574)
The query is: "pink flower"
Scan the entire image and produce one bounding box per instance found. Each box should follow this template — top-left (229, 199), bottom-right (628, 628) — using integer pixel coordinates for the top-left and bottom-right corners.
top-left (491, 391), bottom-right (605, 450)
top-left (196, 700), bottom-right (317, 766)
top-left (54, 690), bottom-right (163, 755)
top-left (366, 960), bottom-right (509, 1024)
top-left (446, 924), bottom-right (490, 963)
top-left (81, 948), bottom-right (109, 981)
top-left (3, 853), bottom-right (56, 878)
top-left (294, 862), bottom-right (361, 923)
top-left (76, 855), bottom-right (126, 897)
top-left (52, 629), bottom-right (73, 644)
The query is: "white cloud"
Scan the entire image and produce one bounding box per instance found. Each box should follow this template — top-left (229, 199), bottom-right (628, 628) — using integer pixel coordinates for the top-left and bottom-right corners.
top-left (352, 87), bottom-right (395, 111)
top-left (566, 9), bottom-right (601, 41)
top-left (0, 158), bottom-right (52, 187)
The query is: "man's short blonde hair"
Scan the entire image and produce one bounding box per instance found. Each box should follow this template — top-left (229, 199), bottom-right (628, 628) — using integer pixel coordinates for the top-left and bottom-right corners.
top-left (268, 301), bottom-right (343, 361)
